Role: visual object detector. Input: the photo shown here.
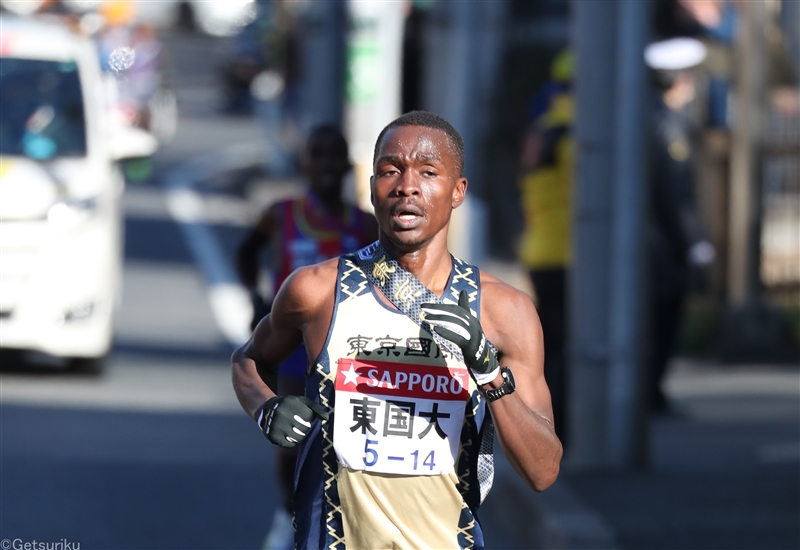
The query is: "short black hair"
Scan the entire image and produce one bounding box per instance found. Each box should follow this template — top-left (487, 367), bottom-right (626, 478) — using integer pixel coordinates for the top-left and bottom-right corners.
top-left (373, 111), bottom-right (465, 176)
top-left (307, 124), bottom-right (348, 156)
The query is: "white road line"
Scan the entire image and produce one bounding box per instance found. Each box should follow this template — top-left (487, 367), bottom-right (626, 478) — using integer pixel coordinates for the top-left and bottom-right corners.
top-left (1, 360), bottom-right (242, 414)
top-left (758, 442), bottom-right (800, 463)
top-left (164, 143), bottom-right (265, 347)
top-left (665, 369), bottom-right (800, 397)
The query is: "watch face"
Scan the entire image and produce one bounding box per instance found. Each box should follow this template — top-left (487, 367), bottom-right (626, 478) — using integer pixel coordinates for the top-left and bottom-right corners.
top-left (503, 367), bottom-right (516, 390)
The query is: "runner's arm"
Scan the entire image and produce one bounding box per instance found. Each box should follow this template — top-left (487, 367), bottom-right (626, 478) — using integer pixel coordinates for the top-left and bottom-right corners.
top-left (481, 279), bottom-right (563, 491)
top-left (231, 268), bottom-right (308, 420)
top-left (236, 204), bottom-right (278, 290)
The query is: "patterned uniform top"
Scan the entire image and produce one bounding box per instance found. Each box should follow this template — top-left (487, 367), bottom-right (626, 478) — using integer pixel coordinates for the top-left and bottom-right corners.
top-left (293, 248), bottom-right (492, 550)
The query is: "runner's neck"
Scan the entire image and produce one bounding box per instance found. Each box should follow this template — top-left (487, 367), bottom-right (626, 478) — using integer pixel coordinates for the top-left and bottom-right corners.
top-left (379, 236), bottom-right (454, 296)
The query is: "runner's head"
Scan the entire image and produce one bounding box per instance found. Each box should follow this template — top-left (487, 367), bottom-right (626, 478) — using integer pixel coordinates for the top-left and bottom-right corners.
top-left (303, 125), bottom-right (351, 203)
top-left (373, 111), bottom-right (464, 177)
top-left (370, 112), bottom-right (467, 252)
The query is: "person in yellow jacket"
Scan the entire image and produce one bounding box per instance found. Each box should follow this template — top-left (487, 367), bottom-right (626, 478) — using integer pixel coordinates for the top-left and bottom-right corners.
top-left (517, 50), bottom-right (573, 447)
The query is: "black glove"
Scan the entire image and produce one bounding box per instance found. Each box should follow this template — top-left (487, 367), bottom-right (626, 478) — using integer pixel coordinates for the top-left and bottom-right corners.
top-left (250, 292), bottom-right (272, 331)
top-left (421, 290), bottom-right (500, 385)
top-left (258, 395), bottom-right (329, 448)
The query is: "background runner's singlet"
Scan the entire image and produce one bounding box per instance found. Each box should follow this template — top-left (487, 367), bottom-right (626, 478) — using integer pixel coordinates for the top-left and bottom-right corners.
top-left (273, 193), bottom-right (373, 290)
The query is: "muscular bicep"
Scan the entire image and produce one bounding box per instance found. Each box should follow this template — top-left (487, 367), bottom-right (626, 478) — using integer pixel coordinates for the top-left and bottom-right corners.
top-left (248, 312), bottom-right (304, 382)
top-left (246, 260), bottom-right (337, 382)
top-left (245, 270), bottom-right (308, 384)
top-left (484, 285), bottom-right (554, 423)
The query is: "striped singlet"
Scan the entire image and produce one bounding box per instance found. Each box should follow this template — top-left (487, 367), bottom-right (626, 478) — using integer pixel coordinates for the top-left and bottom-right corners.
top-left (292, 248), bottom-right (492, 550)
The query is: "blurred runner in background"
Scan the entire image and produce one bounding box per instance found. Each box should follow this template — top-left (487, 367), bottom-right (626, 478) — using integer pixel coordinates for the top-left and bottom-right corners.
top-left (517, 49), bottom-right (574, 449)
top-left (235, 125), bottom-right (376, 550)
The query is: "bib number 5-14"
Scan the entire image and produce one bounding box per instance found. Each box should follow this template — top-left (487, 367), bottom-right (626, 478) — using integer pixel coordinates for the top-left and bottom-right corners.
top-left (362, 439), bottom-right (438, 471)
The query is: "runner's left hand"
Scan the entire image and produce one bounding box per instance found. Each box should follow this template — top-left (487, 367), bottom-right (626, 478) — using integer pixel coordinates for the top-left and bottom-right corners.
top-left (258, 395), bottom-right (328, 448)
top-left (421, 290), bottom-right (500, 385)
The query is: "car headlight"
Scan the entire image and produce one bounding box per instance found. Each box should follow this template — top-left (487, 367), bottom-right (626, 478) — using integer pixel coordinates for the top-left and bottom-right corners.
top-left (47, 197), bottom-right (98, 228)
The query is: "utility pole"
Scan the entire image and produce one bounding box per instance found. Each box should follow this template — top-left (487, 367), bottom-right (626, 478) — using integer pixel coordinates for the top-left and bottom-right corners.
top-left (570, 0), bottom-right (651, 470)
top-left (569, 0), bottom-right (618, 470)
top-left (607, 0), bottom-right (651, 469)
top-left (727, 1), bottom-right (767, 307)
top-left (300, 0), bottom-right (346, 130)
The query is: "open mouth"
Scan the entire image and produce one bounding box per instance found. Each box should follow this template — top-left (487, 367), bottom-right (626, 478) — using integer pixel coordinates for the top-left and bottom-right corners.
top-left (390, 202), bottom-right (425, 228)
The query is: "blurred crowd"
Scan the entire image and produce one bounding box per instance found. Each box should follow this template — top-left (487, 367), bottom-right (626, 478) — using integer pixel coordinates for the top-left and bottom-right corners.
top-left (1, 0), bottom-right (180, 149)
top-left (514, 0), bottom-right (798, 443)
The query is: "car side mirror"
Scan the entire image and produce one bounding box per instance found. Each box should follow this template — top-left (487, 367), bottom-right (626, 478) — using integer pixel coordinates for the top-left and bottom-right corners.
top-left (109, 125), bottom-right (158, 161)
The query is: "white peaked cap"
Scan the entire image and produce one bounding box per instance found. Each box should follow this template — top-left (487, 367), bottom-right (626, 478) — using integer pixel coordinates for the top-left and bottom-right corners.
top-left (644, 37), bottom-right (708, 70)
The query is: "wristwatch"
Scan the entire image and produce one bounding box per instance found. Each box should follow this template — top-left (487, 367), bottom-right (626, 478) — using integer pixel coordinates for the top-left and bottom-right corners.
top-left (481, 366), bottom-right (516, 402)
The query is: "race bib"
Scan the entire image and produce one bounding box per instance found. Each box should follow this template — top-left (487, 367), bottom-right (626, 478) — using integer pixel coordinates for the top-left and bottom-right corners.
top-left (333, 358), bottom-right (469, 475)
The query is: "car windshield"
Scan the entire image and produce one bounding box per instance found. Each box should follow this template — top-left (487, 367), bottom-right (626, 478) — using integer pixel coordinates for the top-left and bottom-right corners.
top-left (0, 57), bottom-right (87, 159)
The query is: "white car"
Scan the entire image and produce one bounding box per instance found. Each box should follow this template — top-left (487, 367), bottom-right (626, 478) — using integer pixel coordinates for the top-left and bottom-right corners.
top-left (0, 15), bottom-right (156, 371)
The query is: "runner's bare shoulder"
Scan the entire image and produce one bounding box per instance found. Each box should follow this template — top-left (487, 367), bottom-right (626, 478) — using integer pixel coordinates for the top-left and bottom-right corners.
top-left (274, 258), bottom-right (340, 322)
top-left (477, 270), bottom-right (541, 353)
top-left (478, 270), bottom-right (534, 307)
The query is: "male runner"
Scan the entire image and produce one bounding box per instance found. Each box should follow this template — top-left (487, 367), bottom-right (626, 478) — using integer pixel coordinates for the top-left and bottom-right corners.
top-left (232, 111), bottom-right (562, 549)
top-left (235, 124), bottom-right (377, 548)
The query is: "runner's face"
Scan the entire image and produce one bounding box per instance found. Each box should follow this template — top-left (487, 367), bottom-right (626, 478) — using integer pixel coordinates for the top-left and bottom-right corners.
top-left (305, 134), bottom-right (350, 202)
top-left (371, 126), bottom-right (466, 251)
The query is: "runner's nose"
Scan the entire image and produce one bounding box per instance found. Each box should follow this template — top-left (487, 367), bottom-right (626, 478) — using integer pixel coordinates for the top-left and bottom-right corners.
top-left (394, 170), bottom-right (421, 196)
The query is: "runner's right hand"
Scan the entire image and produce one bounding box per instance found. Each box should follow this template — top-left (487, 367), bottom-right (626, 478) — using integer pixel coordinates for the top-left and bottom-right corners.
top-left (258, 396), bottom-right (329, 448)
